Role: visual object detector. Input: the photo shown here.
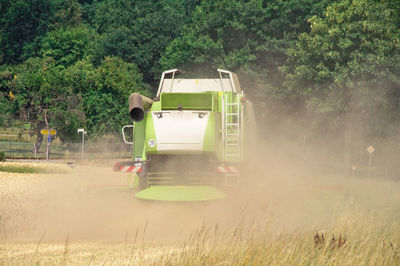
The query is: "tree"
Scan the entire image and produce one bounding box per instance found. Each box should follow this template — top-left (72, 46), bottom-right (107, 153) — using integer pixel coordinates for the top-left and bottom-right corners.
top-left (0, 57), bottom-right (85, 151)
top-left (283, 0), bottom-right (400, 169)
top-left (0, 0), bottom-right (58, 63)
top-left (160, 0), bottom-right (332, 112)
top-left (39, 25), bottom-right (98, 67)
top-left (0, 70), bottom-right (15, 126)
top-left (21, 0), bottom-right (88, 60)
top-left (0, 55), bottom-right (151, 146)
top-left (88, 0), bottom-right (187, 85)
top-left (61, 56), bottom-right (151, 140)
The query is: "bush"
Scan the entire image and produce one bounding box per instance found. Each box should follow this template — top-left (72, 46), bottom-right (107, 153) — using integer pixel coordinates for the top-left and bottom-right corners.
top-left (0, 165), bottom-right (46, 173)
top-left (0, 151), bottom-right (6, 162)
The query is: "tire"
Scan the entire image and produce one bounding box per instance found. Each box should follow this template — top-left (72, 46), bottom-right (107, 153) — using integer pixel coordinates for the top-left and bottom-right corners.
top-left (138, 163), bottom-right (149, 190)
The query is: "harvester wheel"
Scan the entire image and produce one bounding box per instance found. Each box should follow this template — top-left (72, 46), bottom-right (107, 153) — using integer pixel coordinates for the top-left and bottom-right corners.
top-left (138, 164), bottom-right (149, 190)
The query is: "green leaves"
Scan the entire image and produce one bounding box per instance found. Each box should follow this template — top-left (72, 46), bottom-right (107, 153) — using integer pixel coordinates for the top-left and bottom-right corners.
top-left (0, 56), bottom-right (150, 142)
top-left (286, 0), bottom-right (400, 93)
top-left (161, 0), bottom-right (331, 102)
top-left (59, 56), bottom-right (150, 140)
top-left (284, 0), bottom-right (400, 138)
top-left (1, 0), bottom-right (399, 143)
top-left (0, 0), bottom-right (68, 64)
top-left (39, 26), bottom-right (97, 67)
top-left (88, 0), bottom-right (187, 84)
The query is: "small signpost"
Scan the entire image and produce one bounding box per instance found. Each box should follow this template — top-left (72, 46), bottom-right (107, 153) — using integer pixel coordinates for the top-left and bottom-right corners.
top-left (78, 129), bottom-right (87, 160)
top-left (40, 129), bottom-right (57, 136)
top-left (40, 129), bottom-right (57, 160)
top-left (366, 145), bottom-right (375, 177)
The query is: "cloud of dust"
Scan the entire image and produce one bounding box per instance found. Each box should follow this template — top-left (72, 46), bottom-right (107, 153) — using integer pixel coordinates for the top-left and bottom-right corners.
top-left (2, 72), bottom-right (399, 246)
top-left (0, 137), bottom-right (360, 246)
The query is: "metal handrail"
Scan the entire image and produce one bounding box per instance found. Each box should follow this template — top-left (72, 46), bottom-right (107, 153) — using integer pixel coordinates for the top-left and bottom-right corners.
top-left (122, 125), bottom-right (134, 145)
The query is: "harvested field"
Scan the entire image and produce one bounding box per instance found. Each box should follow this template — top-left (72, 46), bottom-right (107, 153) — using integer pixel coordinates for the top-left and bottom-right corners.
top-left (0, 162), bottom-right (71, 173)
top-left (1, 160), bottom-right (400, 265)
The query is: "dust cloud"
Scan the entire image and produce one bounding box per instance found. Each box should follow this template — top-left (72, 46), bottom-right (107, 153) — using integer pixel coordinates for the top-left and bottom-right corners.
top-left (0, 141), bottom-right (370, 246)
top-left (1, 99), bottom-right (400, 247)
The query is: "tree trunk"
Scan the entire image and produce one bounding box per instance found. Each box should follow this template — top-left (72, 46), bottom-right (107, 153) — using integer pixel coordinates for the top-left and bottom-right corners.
top-left (34, 129), bottom-right (44, 156)
top-left (343, 87), bottom-right (356, 177)
top-left (34, 110), bottom-right (49, 157)
top-left (343, 111), bottom-right (353, 176)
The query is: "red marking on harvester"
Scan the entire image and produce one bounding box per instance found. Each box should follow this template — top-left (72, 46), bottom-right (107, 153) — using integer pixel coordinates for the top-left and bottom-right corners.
top-left (113, 162), bottom-right (142, 173)
top-left (217, 166), bottom-right (239, 173)
top-left (120, 166), bottom-right (142, 173)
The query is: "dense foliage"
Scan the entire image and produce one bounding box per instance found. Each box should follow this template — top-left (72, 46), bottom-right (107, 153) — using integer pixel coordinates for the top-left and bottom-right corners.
top-left (284, 0), bottom-right (400, 135)
top-left (0, 0), bottom-right (399, 161)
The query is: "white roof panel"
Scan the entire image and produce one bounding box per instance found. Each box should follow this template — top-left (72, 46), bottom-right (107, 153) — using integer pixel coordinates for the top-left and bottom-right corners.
top-left (158, 79), bottom-right (233, 95)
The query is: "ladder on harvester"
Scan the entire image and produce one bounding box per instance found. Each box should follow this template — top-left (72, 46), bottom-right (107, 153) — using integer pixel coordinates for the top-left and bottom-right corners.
top-left (222, 93), bottom-right (241, 185)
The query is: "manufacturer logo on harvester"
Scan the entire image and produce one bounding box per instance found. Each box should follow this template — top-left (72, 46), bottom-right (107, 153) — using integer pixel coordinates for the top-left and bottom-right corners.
top-left (148, 139), bottom-right (155, 147)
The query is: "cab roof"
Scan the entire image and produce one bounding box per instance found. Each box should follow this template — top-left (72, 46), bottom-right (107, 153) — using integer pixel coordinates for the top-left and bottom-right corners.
top-left (156, 69), bottom-right (242, 97)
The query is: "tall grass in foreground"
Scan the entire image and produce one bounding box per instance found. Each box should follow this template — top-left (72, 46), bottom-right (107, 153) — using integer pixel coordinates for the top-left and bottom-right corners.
top-left (1, 210), bottom-right (399, 265)
top-left (162, 213), bottom-right (400, 265)
top-left (0, 165), bottom-right (50, 173)
top-left (1, 175), bottom-right (399, 265)
top-left (0, 162), bottom-right (70, 174)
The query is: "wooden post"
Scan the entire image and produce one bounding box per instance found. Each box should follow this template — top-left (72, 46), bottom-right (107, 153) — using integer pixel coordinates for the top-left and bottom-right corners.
top-left (46, 136), bottom-right (49, 160)
top-left (368, 153), bottom-right (372, 177)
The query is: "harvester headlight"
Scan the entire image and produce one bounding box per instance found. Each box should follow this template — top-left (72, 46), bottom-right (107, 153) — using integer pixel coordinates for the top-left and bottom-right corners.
top-left (155, 112), bottom-right (163, 118)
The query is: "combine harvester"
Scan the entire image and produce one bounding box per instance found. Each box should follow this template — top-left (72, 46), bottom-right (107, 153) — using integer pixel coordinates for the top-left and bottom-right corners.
top-left (114, 69), bottom-right (256, 201)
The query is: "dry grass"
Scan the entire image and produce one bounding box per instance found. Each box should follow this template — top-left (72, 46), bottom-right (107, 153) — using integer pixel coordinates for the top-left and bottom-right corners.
top-left (0, 162), bottom-right (399, 265)
top-left (1, 216), bottom-right (399, 265)
top-left (0, 162), bottom-right (70, 174)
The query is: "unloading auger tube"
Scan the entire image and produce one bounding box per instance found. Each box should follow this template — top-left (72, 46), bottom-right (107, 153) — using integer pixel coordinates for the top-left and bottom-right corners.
top-left (128, 93), bottom-right (153, 122)
top-left (114, 69), bottom-right (257, 202)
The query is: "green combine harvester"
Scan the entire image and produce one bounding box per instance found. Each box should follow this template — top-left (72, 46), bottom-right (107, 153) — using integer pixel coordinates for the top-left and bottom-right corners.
top-left (114, 69), bottom-right (256, 201)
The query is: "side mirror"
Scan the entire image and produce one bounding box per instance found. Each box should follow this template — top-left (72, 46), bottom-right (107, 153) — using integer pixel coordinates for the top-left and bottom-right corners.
top-left (122, 125), bottom-right (134, 144)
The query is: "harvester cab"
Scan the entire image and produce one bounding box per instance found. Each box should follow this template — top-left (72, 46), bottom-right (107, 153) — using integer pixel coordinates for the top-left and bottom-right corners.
top-left (114, 69), bottom-right (256, 201)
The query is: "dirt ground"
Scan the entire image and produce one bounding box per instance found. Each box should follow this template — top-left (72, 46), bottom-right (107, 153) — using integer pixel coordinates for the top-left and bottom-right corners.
top-left (1, 158), bottom-right (399, 264)
top-left (0, 160), bottom-right (346, 242)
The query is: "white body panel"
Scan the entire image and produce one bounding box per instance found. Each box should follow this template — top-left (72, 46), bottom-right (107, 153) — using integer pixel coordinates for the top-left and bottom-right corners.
top-left (160, 79), bottom-right (232, 94)
top-left (152, 111), bottom-right (210, 151)
top-left (156, 69), bottom-right (242, 96)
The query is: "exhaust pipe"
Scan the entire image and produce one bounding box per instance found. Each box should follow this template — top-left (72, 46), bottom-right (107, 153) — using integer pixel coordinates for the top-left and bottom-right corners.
top-left (129, 93), bottom-right (153, 122)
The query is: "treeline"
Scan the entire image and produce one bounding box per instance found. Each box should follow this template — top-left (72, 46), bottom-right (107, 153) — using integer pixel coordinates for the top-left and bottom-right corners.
top-left (0, 0), bottom-right (399, 153)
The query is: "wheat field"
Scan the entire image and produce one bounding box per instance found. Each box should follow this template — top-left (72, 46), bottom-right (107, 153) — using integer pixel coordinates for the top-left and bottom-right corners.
top-left (0, 160), bottom-right (399, 265)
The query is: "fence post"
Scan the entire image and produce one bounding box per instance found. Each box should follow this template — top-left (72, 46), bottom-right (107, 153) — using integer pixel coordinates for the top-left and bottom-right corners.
top-left (367, 152), bottom-right (372, 177)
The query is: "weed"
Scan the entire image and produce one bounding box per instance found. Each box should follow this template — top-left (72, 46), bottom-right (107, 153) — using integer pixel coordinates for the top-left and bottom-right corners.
top-left (314, 232), bottom-right (325, 248)
top-left (329, 234), bottom-right (346, 249)
top-left (313, 232), bottom-right (346, 250)
top-left (0, 165), bottom-right (48, 173)
top-left (0, 163), bottom-right (69, 173)
top-left (0, 152), bottom-right (5, 162)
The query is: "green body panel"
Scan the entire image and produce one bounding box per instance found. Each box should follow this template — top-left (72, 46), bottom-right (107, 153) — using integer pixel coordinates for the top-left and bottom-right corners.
top-left (202, 112), bottom-right (217, 153)
top-left (135, 185), bottom-right (226, 201)
top-left (122, 71), bottom-right (256, 202)
top-left (134, 91), bottom-right (245, 161)
top-left (217, 92), bottom-right (223, 112)
top-left (144, 111), bottom-right (157, 154)
top-left (161, 92), bottom-right (215, 110)
top-left (133, 120), bottom-right (146, 159)
top-left (150, 101), bottom-right (161, 111)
